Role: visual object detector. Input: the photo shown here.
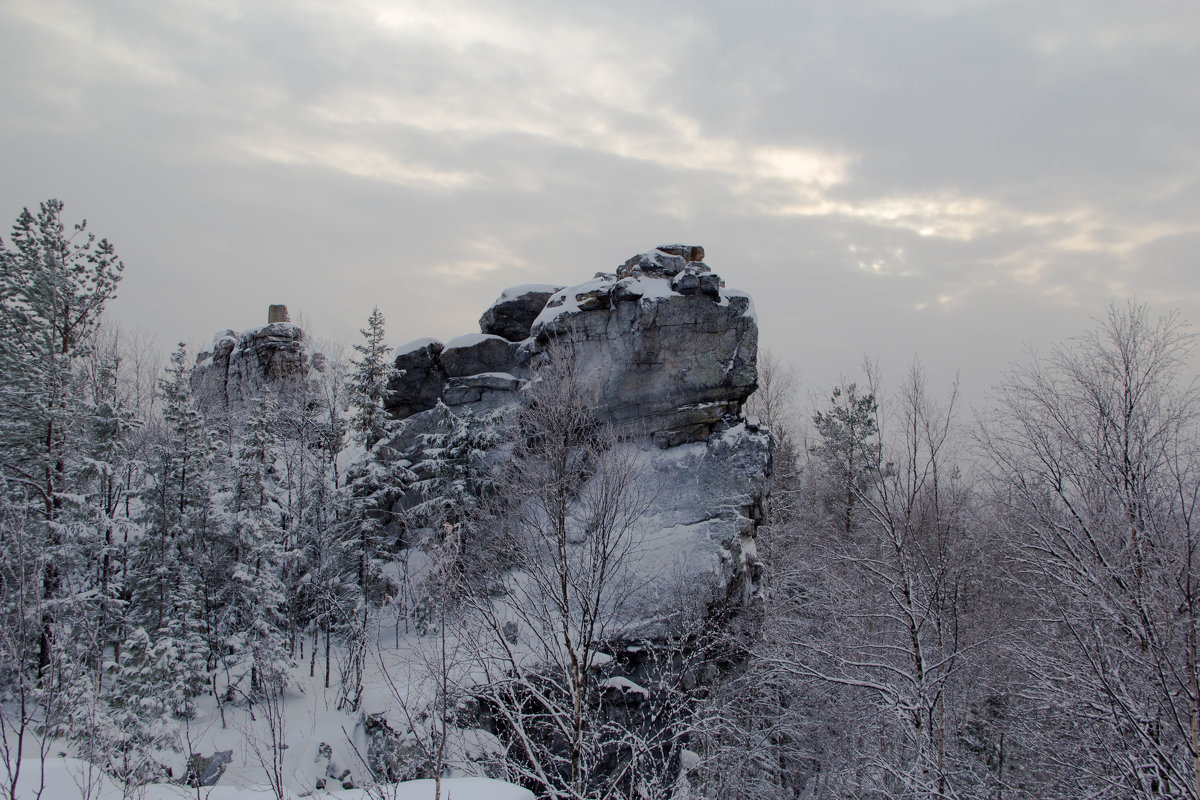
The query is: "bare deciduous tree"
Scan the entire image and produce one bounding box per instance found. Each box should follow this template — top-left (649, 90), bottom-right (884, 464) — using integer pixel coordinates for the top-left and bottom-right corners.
top-left (982, 301), bottom-right (1200, 798)
top-left (748, 360), bottom-right (990, 799)
top-left (462, 342), bottom-right (663, 799)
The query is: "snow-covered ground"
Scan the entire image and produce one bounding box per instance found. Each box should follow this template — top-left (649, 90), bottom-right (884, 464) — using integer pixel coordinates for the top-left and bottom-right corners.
top-left (0, 625), bottom-right (524, 800)
top-left (7, 756), bottom-right (532, 800)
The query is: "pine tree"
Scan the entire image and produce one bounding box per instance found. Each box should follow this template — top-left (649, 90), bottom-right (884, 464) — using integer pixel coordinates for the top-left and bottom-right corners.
top-left (811, 381), bottom-right (882, 535)
top-left (226, 396), bottom-right (291, 697)
top-left (349, 307), bottom-right (394, 450)
top-left (0, 199), bottom-right (124, 679)
top-left (131, 344), bottom-right (216, 706)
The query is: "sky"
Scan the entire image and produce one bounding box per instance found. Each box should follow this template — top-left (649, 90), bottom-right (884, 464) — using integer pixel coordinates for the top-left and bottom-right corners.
top-left (2, 0), bottom-right (1198, 412)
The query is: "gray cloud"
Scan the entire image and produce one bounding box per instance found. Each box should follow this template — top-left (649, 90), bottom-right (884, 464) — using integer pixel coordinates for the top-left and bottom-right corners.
top-left (1, 0), bottom-right (1197, 409)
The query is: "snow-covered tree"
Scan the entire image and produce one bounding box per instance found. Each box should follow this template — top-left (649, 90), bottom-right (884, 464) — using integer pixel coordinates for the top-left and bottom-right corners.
top-left (810, 378), bottom-right (881, 536)
top-left (786, 364), bottom-right (981, 798)
top-left (0, 199), bottom-right (124, 680)
top-left (226, 395), bottom-right (291, 697)
top-left (130, 344), bottom-right (217, 707)
top-left (100, 626), bottom-right (180, 785)
top-left (463, 343), bottom-right (668, 799)
top-left (349, 307), bottom-right (395, 450)
top-left (982, 302), bottom-right (1200, 798)
top-left (701, 361), bottom-right (1001, 799)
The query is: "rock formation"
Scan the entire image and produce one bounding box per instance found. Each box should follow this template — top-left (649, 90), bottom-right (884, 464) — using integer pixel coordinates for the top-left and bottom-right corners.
top-left (386, 245), bottom-right (759, 448)
top-left (477, 284), bottom-right (560, 342)
top-left (379, 245), bottom-right (772, 631)
top-left (191, 305), bottom-right (326, 413)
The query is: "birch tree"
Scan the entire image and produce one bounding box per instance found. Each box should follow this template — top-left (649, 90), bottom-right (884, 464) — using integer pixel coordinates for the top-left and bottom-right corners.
top-left (757, 362), bottom-right (989, 799)
top-left (982, 302), bottom-right (1200, 798)
top-left (463, 343), bottom-right (668, 799)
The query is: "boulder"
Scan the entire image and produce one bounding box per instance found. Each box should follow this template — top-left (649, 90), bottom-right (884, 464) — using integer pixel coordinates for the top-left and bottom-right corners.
top-left (386, 338), bottom-right (448, 419)
top-left (617, 244), bottom-right (709, 279)
top-left (440, 334), bottom-right (519, 378)
top-left (657, 243), bottom-right (705, 263)
top-left (479, 284), bottom-right (561, 342)
top-left (443, 372), bottom-right (523, 410)
top-left (184, 750), bottom-right (232, 788)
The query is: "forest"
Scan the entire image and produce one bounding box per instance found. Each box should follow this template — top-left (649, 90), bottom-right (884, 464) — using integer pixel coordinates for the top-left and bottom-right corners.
top-left (2, 199), bottom-right (1199, 800)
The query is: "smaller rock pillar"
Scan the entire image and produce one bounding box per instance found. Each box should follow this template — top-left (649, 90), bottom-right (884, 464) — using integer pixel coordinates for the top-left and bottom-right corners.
top-left (268, 304), bottom-right (290, 324)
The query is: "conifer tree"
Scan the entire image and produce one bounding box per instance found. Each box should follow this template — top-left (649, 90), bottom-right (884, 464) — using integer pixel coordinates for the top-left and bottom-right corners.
top-left (102, 626), bottom-right (181, 785)
top-left (811, 381), bottom-right (882, 535)
top-left (227, 396), bottom-right (290, 696)
top-left (0, 199), bottom-right (124, 678)
top-left (349, 306), bottom-right (394, 450)
top-left (132, 344), bottom-right (216, 705)
top-left (77, 342), bottom-right (143, 685)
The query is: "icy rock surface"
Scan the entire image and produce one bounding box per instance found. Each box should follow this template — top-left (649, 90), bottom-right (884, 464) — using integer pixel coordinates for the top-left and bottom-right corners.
top-left (611, 418), bottom-right (772, 638)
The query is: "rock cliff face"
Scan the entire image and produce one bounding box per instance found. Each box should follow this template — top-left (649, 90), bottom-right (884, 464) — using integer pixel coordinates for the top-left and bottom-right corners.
top-left (380, 246), bottom-right (772, 629)
top-left (191, 305), bottom-right (326, 413)
top-left (386, 245), bottom-right (759, 448)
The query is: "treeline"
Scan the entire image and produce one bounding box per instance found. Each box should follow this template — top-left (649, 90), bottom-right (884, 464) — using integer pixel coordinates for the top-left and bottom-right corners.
top-left (695, 304), bottom-right (1200, 799)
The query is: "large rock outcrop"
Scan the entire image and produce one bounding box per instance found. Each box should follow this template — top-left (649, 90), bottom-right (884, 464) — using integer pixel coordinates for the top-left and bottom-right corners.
top-left (377, 246), bottom-right (771, 631)
top-left (192, 305), bottom-right (326, 413)
top-left (530, 261), bottom-right (756, 446)
top-left (385, 246), bottom-right (758, 448)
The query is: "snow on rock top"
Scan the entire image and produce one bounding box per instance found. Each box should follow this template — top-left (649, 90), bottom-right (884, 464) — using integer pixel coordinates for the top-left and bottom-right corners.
top-left (719, 287), bottom-right (757, 320)
top-left (237, 321), bottom-right (304, 339)
top-left (531, 277), bottom-right (615, 328)
top-left (444, 332), bottom-right (509, 350)
top-left (497, 282), bottom-right (561, 299)
top-left (397, 336), bottom-right (444, 356)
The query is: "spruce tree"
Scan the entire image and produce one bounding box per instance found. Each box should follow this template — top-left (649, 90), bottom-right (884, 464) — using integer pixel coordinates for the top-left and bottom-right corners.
top-left (349, 306), bottom-right (394, 450)
top-left (227, 396), bottom-right (290, 697)
top-left (102, 626), bottom-right (181, 785)
top-left (132, 344), bottom-right (216, 706)
top-left (78, 343), bottom-right (143, 685)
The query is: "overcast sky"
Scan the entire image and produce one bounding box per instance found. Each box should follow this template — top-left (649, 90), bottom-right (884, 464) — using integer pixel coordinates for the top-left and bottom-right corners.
top-left (2, 0), bottom-right (1197, 411)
